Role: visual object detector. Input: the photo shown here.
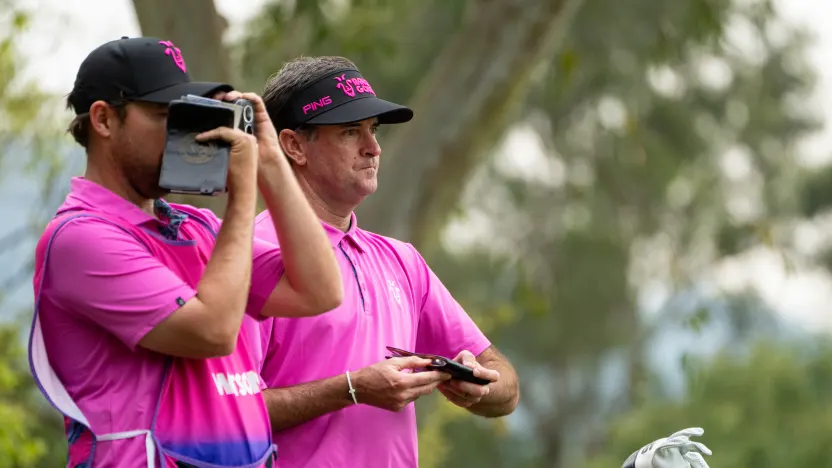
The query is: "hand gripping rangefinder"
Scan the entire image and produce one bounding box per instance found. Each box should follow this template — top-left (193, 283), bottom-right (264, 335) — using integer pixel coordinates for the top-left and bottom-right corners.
top-left (158, 94), bottom-right (256, 196)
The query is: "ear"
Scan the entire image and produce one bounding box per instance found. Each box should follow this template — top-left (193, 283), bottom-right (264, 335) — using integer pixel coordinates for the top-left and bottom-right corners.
top-left (278, 129), bottom-right (308, 166)
top-left (88, 100), bottom-right (118, 140)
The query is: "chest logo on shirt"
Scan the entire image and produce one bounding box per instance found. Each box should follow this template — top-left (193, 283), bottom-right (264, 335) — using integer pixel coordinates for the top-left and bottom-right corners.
top-left (387, 279), bottom-right (402, 305)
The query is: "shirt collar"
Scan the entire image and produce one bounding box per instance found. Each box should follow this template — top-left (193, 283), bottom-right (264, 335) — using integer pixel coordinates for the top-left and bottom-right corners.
top-left (322, 212), bottom-right (365, 253)
top-left (58, 177), bottom-right (157, 226)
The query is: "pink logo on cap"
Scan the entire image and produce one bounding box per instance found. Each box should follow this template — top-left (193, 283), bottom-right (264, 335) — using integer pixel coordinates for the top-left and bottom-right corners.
top-left (159, 40), bottom-right (186, 73)
top-left (334, 74), bottom-right (376, 98)
top-left (303, 96), bottom-right (333, 115)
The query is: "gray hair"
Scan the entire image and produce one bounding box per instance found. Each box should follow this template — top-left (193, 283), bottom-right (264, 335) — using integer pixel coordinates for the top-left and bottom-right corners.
top-left (262, 55), bottom-right (358, 138)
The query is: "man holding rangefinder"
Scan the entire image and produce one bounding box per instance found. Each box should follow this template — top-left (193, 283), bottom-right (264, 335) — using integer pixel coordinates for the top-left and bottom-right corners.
top-left (29, 37), bottom-right (341, 467)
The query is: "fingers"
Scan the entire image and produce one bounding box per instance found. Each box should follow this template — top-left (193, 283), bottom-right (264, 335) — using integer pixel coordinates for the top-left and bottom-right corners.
top-left (390, 356), bottom-right (434, 371)
top-left (683, 452), bottom-right (710, 468)
top-left (237, 92), bottom-right (272, 125)
top-left (696, 443), bottom-right (712, 456)
top-left (404, 369), bottom-right (451, 387)
top-left (381, 371), bottom-right (446, 411)
top-left (683, 442), bottom-right (712, 456)
top-left (437, 381), bottom-right (464, 399)
top-left (212, 90), bottom-right (230, 101)
top-left (437, 380), bottom-right (487, 409)
top-left (662, 428), bottom-right (709, 453)
top-left (443, 378), bottom-right (490, 399)
top-left (385, 379), bottom-right (443, 412)
top-left (212, 90), bottom-right (263, 113)
top-left (454, 350), bottom-right (500, 383)
top-left (222, 90), bottom-right (242, 101)
top-left (453, 349), bottom-right (477, 365)
top-left (407, 380), bottom-right (443, 400)
top-left (238, 92), bottom-right (266, 112)
top-left (472, 365), bottom-right (500, 383)
top-left (437, 384), bottom-right (473, 408)
top-left (234, 92), bottom-right (280, 147)
top-left (669, 427), bottom-right (704, 439)
top-left (195, 126), bottom-right (253, 146)
top-left (214, 91), bottom-right (270, 125)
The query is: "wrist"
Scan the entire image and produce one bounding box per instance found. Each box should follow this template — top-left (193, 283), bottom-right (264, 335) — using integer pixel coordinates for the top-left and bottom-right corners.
top-left (257, 151), bottom-right (290, 184)
top-left (345, 370), bottom-right (359, 405)
top-left (348, 367), bottom-right (366, 394)
top-left (225, 182), bottom-right (257, 210)
top-left (325, 373), bottom-right (356, 410)
top-left (346, 367), bottom-right (372, 404)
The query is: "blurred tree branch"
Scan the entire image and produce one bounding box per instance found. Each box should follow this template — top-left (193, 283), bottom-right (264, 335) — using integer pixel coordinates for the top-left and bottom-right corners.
top-left (131, 0), bottom-right (232, 83)
top-left (357, 0), bottom-right (586, 253)
top-left (131, 0), bottom-right (234, 215)
top-left (117, 3), bottom-right (830, 466)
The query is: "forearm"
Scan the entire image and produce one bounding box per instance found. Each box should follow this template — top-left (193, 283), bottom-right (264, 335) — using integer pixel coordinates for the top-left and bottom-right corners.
top-left (197, 188), bottom-right (257, 329)
top-left (263, 374), bottom-right (353, 432)
top-left (257, 156), bottom-right (341, 309)
top-left (469, 360), bottom-right (519, 418)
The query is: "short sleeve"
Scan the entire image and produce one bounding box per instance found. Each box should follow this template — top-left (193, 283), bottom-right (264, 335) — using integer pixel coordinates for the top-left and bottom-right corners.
top-left (253, 211), bottom-right (277, 244)
top-left (42, 216), bottom-right (197, 351)
top-left (247, 237), bottom-right (284, 319)
top-left (409, 245), bottom-right (492, 359)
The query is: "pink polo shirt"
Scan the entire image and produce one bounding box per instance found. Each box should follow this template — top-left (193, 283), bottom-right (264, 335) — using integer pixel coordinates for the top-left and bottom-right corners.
top-left (254, 211), bottom-right (491, 468)
top-left (38, 177), bottom-right (282, 467)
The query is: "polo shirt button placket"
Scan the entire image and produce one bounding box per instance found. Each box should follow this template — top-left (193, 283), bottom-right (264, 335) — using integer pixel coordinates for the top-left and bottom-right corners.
top-left (339, 239), bottom-right (371, 314)
top-left (356, 274), bottom-right (371, 314)
top-left (352, 241), bottom-right (371, 314)
top-left (363, 290), bottom-right (371, 313)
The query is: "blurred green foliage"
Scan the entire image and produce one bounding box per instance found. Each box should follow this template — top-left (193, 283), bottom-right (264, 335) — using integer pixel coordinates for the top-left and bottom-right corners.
top-left (0, 2), bottom-right (69, 466)
top-left (2, 0), bottom-right (832, 466)
top-left (587, 341), bottom-right (832, 468)
top-left (0, 326), bottom-right (65, 467)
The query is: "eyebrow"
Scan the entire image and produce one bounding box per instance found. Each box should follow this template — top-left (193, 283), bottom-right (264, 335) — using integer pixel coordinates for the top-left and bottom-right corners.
top-left (340, 121), bottom-right (380, 131)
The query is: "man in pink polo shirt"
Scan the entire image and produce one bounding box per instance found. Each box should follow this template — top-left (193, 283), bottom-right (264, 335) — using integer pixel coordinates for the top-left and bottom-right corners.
top-left (253, 57), bottom-right (520, 467)
top-left (30, 37), bottom-right (341, 467)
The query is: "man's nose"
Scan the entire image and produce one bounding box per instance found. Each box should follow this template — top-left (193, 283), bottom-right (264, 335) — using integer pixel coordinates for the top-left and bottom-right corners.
top-left (363, 131), bottom-right (381, 157)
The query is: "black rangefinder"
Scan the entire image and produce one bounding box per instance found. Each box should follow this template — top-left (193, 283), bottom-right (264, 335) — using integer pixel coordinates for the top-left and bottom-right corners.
top-left (158, 95), bottom-right (256, 196)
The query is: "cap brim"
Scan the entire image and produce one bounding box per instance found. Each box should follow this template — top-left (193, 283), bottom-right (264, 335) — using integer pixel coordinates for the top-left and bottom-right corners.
top-left (306, 96), bottom-right (413, 126)
top-left (135, 81), bottom-right (234, 104)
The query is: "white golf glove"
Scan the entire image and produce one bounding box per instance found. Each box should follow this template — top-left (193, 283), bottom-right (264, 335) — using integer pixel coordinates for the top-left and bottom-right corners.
top-left (621, 427), bottom-right (712, 468)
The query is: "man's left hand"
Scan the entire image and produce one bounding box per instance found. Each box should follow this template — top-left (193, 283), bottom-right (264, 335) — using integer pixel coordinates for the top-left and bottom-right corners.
top-left (437, 350), bottom-right (500, 408)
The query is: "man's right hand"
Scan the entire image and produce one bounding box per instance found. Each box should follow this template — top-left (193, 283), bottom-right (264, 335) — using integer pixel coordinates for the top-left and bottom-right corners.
top-left (195, 126), bottom-right (257, 195)
top-left (352, 356), bottom-right (452, 412)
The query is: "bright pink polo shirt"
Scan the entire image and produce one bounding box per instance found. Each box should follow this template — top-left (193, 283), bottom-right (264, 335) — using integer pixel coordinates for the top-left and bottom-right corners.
top-left (254, 211), bottom-right (491, 468)
top-left (38, 178), bottom-right (282, 467)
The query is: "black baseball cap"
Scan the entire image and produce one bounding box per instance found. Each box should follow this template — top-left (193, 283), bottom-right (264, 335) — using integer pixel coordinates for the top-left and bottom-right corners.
top-left (68, 36), bottom-right (233, 114)
top-left (268, 68), bottom-right (413, 131)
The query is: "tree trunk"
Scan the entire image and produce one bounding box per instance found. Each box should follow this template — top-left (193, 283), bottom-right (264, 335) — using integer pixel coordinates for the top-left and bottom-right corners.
top-left (131, 0), bottom-right (233, 215)
top-left (357, 0), bottom-right (585, 253)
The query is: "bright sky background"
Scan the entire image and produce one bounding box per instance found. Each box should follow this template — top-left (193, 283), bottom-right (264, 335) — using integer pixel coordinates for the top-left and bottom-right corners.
top-left (13, 0), bottom-right (832, 331)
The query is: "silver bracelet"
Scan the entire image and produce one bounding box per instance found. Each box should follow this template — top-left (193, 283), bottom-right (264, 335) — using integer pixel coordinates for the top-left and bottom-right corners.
top-left (345, 371), bottom-right (358, 405)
